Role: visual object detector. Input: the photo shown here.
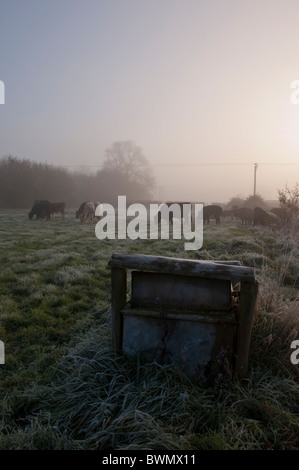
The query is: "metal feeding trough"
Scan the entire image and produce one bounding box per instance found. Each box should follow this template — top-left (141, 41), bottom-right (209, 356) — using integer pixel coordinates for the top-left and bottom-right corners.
top-left (108, 253), bottom-right (258, 384)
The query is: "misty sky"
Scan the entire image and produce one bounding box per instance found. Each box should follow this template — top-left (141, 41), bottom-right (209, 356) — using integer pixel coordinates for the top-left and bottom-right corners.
top-left (1, 0), bottom-right (299, 203)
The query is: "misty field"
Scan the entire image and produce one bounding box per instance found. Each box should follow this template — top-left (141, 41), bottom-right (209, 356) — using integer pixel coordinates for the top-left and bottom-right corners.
top-left (0, 209), bottom-right (299, 450)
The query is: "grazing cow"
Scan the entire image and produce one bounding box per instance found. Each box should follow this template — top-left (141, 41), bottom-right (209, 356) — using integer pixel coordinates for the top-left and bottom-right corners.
top-left (29, 201), bottom-right (66, 220)
top-left (203, 205), bottom-right (222, 224)
top-left (76, 201), bottom-right (89, 220)
top-left (233, 207), bottom-right (254, 225)
top-left (76, 201), bottom-right (102, 222)
top-left (29, 201), bottom-right (51, 220)
top-left (254, 207), bottom-right (281, 226)
top-left (48, 202), bottom-right (66, 219)
top-left (76, 201), bottom-right (95, 224)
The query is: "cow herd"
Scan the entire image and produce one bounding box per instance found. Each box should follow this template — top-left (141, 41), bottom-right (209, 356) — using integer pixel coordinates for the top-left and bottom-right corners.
top-left (28, 200), bottom-right (286, 228)
top-left (225, 206), bottom-right (283, 227)
top-left (28, 200), bottom-right (103, 224)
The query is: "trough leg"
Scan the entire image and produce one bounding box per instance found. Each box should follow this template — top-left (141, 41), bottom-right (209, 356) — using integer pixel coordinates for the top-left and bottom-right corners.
top-left (111, 267), bottom-right (127, 352)
top-left (235, 280), bottom-right (258, 378)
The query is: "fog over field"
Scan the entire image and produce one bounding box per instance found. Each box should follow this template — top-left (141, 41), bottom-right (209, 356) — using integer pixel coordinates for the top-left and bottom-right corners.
top-left (1, 0), bottom-right (299, 453)
top-left (1, 0), bottom-right (299, 204)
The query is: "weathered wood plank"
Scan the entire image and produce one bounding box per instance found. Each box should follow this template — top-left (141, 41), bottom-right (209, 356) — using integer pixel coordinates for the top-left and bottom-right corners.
top-left (121, 304), bottom-right (237, 324)
top-left (131, 271), bottom-right (233, 311)
top-left (108, 253), bottom-right (255, 283)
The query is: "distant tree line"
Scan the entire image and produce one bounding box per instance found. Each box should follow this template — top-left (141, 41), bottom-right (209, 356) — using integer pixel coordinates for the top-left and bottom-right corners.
top-left (0, 141), bottom-right (155, 209)
top-left (223, 193), bottom-right (268, 210)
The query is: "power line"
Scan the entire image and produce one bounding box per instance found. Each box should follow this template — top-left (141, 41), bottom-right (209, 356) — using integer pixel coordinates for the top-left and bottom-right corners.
top-left (152, 162), bottom-right (252, 167)
top-left (152, 161), bottom-right (299, 167)
top-left (61, 161), bottom-right (299, 168)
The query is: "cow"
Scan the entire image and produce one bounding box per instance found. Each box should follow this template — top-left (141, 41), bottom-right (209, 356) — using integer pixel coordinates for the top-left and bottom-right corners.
top-left (76, 201), bottom-right (95, 224)
top-left (29, 201), bottom-right (66, 220)
top-left (254, 206), bottom-right (281, 226)
top-left (76, 201), bottom-right (88, 220)
top-left (48, 202), bottom-right (66, 219)
top-left (203, 205), bottom-right (222, 224)
top-left (76, 201), bottom-right (101, 219)
top-left (29, 201), bottom-right (53, 220)
top-left (233, 207), bottom-right (254, 225)
top-left (76, 201), bottom-right (102, 222)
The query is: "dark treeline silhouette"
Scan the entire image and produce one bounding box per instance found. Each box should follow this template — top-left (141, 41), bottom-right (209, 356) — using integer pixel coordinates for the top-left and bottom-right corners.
top-left (0, 154), bottom-right (154, 209)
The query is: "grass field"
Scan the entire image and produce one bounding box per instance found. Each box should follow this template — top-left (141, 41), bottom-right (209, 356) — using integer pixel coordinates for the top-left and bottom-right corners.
top-left (0, 209), bottom-right (298, 450)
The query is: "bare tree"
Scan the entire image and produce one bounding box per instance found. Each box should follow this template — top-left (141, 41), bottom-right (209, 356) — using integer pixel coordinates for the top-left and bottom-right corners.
top-left (243, 193), bottom-right (267, 209)
top-left (103, 141), bottom-right (155, 193)
top-left (224, 195), bottom-right (246, 210)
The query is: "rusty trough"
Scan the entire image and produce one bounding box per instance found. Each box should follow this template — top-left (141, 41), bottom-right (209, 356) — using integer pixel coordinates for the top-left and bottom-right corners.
top-left (108, 253), bottom-right (258, 384)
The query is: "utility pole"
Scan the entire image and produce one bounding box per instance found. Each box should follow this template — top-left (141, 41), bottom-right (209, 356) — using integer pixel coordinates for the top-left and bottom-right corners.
top-left (253, 163), bottom-right (258, 196)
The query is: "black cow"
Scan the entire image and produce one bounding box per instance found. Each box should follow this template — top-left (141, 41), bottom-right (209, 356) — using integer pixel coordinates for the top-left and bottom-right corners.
top-left (203, 205), bottom-right (222, 224)
top-left (29, 201), bottom-right (51, 220)
top-left (254, 207), bottom-right (281, 226)
top-left (29, 201), bottom-right (66, 220)
top-left (233, 207), bottom-right (254, 225)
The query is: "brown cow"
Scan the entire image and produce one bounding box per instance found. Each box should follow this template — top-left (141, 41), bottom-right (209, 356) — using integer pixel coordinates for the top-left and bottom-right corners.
top-left (48, 202), bottom-right (66, 219)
